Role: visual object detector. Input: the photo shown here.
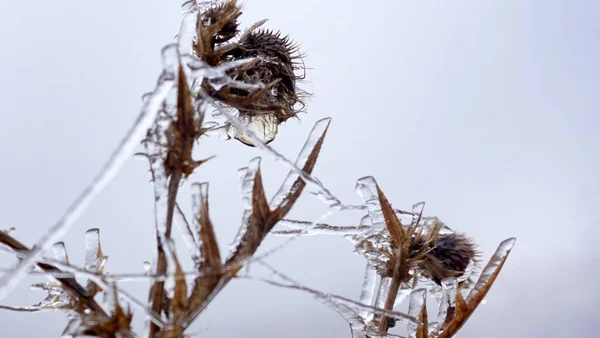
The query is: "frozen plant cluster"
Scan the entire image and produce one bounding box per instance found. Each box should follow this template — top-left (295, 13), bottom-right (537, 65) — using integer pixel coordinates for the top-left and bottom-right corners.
top-left (0, 1), bottom-right (515, 337)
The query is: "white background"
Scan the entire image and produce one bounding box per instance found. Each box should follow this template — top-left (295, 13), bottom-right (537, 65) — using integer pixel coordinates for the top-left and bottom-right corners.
top-left (0, 1), bottom-right (598, 337)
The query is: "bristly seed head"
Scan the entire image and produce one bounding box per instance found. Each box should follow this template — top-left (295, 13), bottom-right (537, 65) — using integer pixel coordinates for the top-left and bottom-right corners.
top-left (221, 29), bottom-right (304, 122)
top-left (200, 0), bottom-right (241, 44)
top-left (416, 232), bottom-right (478, 285)
top-left (196, 1), bottom-right (306, 146)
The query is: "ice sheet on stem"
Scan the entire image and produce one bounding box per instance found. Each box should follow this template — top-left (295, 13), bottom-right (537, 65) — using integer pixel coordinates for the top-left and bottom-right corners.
top-left (375, 277), bottom-right (392, 311)
top-left (358, 263), bottom-right (377, 321)
top-left (269, 117), bottom-right (337, 208)
top-left (436, 277), bottom-right (458, 329)
top-left (467, 237), bottom-right (516, 303)
top-left (251, 262), bottom-right (418, 329)
top-left (271, 219), bottom-right (369, 236)
top-left (200, 88), bottom-right (341, 206)
top-left (407, 288), bottom-right (426, 338)
top-left (84, 228), bottom-right (107, 273)
top-left (51, 242), bottom-right (69, 264)
top-left (44, 258), bottom-right (165, 328)
top-left (227, 157), bottom-right (261, 259)
top-left (0, 35), bottom-right (180, 304)
top-left (355, 176), bottom-right (386, 230)
top-left (174, 203), bottom-right (201, 267)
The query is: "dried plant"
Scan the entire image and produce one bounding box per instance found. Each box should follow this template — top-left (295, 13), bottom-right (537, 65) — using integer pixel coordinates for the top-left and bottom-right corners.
top-left (0, 1), bottom-right (515, 337)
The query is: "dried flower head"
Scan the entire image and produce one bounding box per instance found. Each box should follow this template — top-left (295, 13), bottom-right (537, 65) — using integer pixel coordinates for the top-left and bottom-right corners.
top-left (415, 232), bottom-right (478, 285)
top-left (195, 1), bottom-right (306, 146)
top-left (200, 0), bottom-right (241, 44)
top-left (220, 29), bottom-right (303, 121)
top-left (352, 215), bottom-right (478, 286)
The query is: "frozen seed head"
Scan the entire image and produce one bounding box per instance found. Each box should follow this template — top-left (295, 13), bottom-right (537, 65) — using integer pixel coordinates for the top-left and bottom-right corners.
top-left (220, 29), bottom-right (304, 122)
top-left (196, 0), bottom-right (306, 147)
top-left (417, 232), bottom-right (478, 285)
top-left (200, 0), bottom-right (241, 44)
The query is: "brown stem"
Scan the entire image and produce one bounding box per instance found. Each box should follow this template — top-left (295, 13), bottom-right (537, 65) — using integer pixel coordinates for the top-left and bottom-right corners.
top-left (377, 247), bottom-right (407, 334)
top-left (149, 170), bottom-right (183, 338)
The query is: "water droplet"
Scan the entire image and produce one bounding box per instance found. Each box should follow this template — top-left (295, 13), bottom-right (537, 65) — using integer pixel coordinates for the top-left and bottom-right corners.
top-left (233, 113), bottom-right (278, 146)
top-left (143, 261), bottom-right (152, 274)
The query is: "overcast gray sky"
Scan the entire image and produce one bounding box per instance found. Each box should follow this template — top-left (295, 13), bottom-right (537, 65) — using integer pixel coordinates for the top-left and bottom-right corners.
top-left (0, 1), bottom-right (598, 337)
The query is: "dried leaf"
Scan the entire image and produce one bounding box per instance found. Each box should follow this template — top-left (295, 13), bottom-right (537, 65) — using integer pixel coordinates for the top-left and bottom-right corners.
top-left (376, 185), bottom-right (405, 248)
top-left (171, 255), bottom-right (188, 321)
top-left (417, 299), bottom-right (429, 338)
top-left (375, 184), bottom-right (411, 334)
top-left (270, 118), bottom-right (331, 216)
top-left (63, 287), bottom-right (133, 338)
top-left (0, 231), bottom-right (107, 317)
top-left (84, 228), bottom-right (107, 297)
top-left (436, 238), bottom-right (516, 338)
top-left (226, 161), bottom-right (271, 264)
top-left (407, 289), bottom-right (428, 338)
top-left (467, 238), bottom-right (516, 305)
top-left (196, 183), bottom-right (221, 269)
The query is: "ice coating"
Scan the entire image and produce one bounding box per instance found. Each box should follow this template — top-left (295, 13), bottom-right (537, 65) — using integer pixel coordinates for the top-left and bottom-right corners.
top-left (0, 25), bottom-right (182, 304)
top-left (200, 93), bottom-right (341, 209)
top-left (358, 263), bottom-right (377, 321)
top-left (143, 261), bottom-right (152, 274)
top-left (255, 262), bottom-right (418, 330)
top-left (232, 114), bottom-right (279, 146)
top-left (407, 288), bottom-right (427, 338)
top-left (392, 286), bottom-right (412, 309)
top-left (355, 176), bottom-right (386, 229)
top-left (226, 158), bottom-right (261, 260)
top-left (374, 277), bottom-right (392, 309)
top-left (467, 237), bottom-right (516, 303)
top-left (271, 219), bottom-right (369, 236)
top-left (436, 277), bottom-right (458, 329)
top-left (239, 157), bottom-right (262, 209)
top-left (174, 203), bottom-right (201, 267)
top-left (412, 202), bottom-right (426, 221)
top-left (269, 117), bottom-right (335, 208)
top-left (161, 239), bottom-right (182, 299)
top-left (51, 242), bottom-right (69, 264)
top-left (0, 7), bottom-right (273, 301)
top-left (84, 228), bottom-right (107, 273)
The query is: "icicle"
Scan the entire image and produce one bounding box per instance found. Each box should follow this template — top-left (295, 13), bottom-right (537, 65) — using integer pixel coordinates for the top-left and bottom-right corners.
top-left (256, 262), bottom-right (417, 328)
top-left (174, 203), bottom-right (201, 267)
top-left (393, 287), bottom-right (412, 309)
top-left (467, 238), bottom-right (516, 303)
top-left (227, 158), bottom-right (261, 259)
top-left (84, 229), bottom-right (107, 273)
top-left (436, 277), bottom-right (458, 329)
top-left (355, 176), bottom-right (385, 230)
top-left (143, 262), bottom-right (152, 275)
top-left (358, 263), bottom-right (377, 321)
top-left (161, 239), bottom-right (182, 299)
top-left (375, 277), bottom-right (392, 309)
top-left (177, 4), bottom-right (198, 58)
top-left (269, 118), bottom-right (337, 208)
top-left (407, 288), bottom-right (427, 338)
top-left (199, 89), bottom-right (341, 207)
top-left (271, 220), bottom-right (369, 236)
top-left (0, 40), bottom-right (178, 305)
top-left (51, 243), bottom-right (69, 264)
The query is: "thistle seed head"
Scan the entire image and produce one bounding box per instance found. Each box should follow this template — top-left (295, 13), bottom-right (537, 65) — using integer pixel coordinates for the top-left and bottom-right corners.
top-left (417, 232), bottom-right (478, 285)
top-left (200, 0), bottom-right (241, 44)
top-left (221, 29), bottom-right (303, 123)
